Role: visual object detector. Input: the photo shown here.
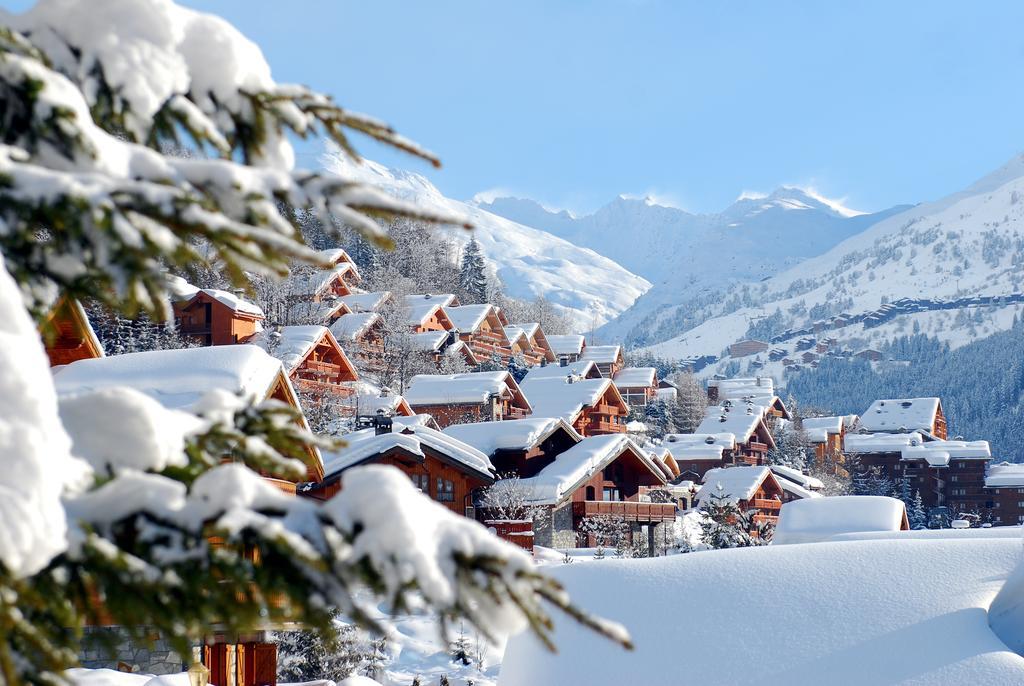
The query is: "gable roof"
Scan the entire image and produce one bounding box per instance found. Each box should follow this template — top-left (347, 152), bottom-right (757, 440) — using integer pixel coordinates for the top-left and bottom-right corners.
top-left (350, 392), bottom-right (414, 417)
top-left (581, 344), bottom-right (623, 365)
top-left (249, 325), bottom-right (356, 379)
top-left (405, 293), bottom-right (460, 309)
top-left (696, 465), bottom-right (780, 504)
top-left (696, 406), bottom-right (773, 447)
top-left (329, 312), bottom-right (381, 342)
top-left (407, 331), bottom-right (481, 365)
top-left (613, 367), bottom-right (657, 389)
top-left (340, 291), bottom-right (391, 313)
top-left (662, 433), bottom-right (734, 460)
top-left (860, 398), bottom-right (942, 434)
top-left (447, 304), bottom-right (508, 340)
top-left (294, 259), bottom-right (359, 298)
top-left (405, 371), bottom-right (531, 410)
top-left (519, 376), bottom-right (625, 423)
top-left (42, 295), bottom-right (104, 366)
top-left (509, 322), bottom-right (556, 362)
top-left (180, 288), bottom-right (264, 318)
top-left (443, 417), bottom-right (582, 456)
top-left (547, 334), bottom-right (585, 357)
top-left (515, 434), bottom-right (665, 505)
top-left (404, 300), bottom-right (454, 329)
top-left (522, 359), bottom-right (602, 382)
top-left (709, 377), bottom-right (789, 419)
top-left (321, 424), bottom-right (494, 482)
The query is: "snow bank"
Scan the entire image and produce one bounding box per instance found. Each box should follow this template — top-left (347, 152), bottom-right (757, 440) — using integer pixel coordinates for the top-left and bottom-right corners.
top-left (774, 496), bottom-right (907, 545)
top-left (67, 668), bottom-right (191, 686)
top-left (500, 538), bottom-right (1024, 685)
top-left (0, 260), bottom-right (86, 577)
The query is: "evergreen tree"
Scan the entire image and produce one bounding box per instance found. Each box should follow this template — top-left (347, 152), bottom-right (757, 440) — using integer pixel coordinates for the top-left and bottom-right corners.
top-left (0, 4), bottom-right (626, 680)
top-left (667, 372), bottom-right (709, 433)
top-left (698, 485), bottom-right (765, 549)
top-left (909, 490), bottom-right (928, 530)
top-left (459, 238), bottom-right (489, 303)
top-left (450, 622), bottom-right (472, 666)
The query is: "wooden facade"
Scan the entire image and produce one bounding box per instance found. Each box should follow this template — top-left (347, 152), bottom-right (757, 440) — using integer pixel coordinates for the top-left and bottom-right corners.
top-left (451, 306), bottom-right (512, 362)
top-left (42, 296), bottom-right (103, 367)
top-left (204, 640), bottom-right (277, 686)
top-left (410, 304), bottom-right (455, 333)
top-left (571, 382), bottom-right (629, 437)
top-left (282, 329), bottom-right (358, 399)
top-left (310, 439), bottom-right (492, 516)
top-left (175, 291), bottom-right (264, 346)
top-left (852, 451), bottom-right (989, 515)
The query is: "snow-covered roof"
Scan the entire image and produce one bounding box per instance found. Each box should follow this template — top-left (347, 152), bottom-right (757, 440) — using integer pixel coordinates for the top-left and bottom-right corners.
top-left (286, 297), bottom-right (349, 324)
top-left (249, 325), bottom-right (335, 373)
top-left (986, 462), bottom-right (1024, 488)
top-left (501, 536), bottom-right (1024, 685)
top-left (522, 359), bottom-right (601, 382)
top-left (185, 288), bottom-right (264, 317)
top-left (901, 439), bottom-right (991, 466)
top-left (581, 344), bottom-right (622, 365)
top-left (696, 465), bottom-right (775, 504)
top-left (408, 330), bottom-right (455, 352)
top-left (405, 371), bottom-right (530, 410)
top-left (515, 434), bottom-right (664, 505)
top-left (613, 367), bottom-right (657, 389)
top-left (844, 431), bottom-right (928, 454)
top-left (519, 376), bottom-right (620, 423)
top-left (405, 301), bottom-right (450, 328)
top-left (294, 262), bottom-right (358, 297)
top-left (447, 304), bottom-right (502, 336)
top-left (859, 397), bottom-right (941, 434)
top-left (695, 406), bottom-right (765, 444)
top-left (442, 417), bottom-right (581, 456)
top-left (316, 247), bottom-right (355, 266)
top-left (404, 293), bottom-right (459, 308)
top-left (321, 424), bottom-right (494, 481)
top-left (54, 345), bottom-right (285, 412)
top-left (350, 392), bottom-right (411, 418)
top-left (801, 416), bottom-right (845, 442)
top-left (709, 376), bottom-right (775, 398)
top-left (504, 325), bottom-right (528, 346)
top-left (339, 291), bottom-right (390, 313)
top-left (774, 496), bottom-right (908, 545)
top-left (166, 274), bottom-right (200, 301)
top-left (546, 334), bottom-right (585, 357)
top-left (662, 433), bottom-right (733, 460)
top-left (508, 322), bottom-right (541, 341)
top-left (329, 312), bottom-right (380, 342)
top-left (655, 386), bottom-right (677, 401)
top-left (770, 464), bottom-right (824, 491)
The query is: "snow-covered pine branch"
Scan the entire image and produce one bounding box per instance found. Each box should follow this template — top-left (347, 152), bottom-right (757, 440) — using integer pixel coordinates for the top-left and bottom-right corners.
top-left (0, 2), bottom-right (627, 683)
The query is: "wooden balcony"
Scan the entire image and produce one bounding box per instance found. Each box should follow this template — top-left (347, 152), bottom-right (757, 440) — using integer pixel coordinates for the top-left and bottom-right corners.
top-left (294, 378), bottom-right (356, 398)
top-left (751, 513), bottom-right (779, 526)
top-left (506, 406), bottom-right (531, 419)
top-left (572, 500), bottom-right (677, 523)
top-left (747, 441), bottom-right (769, 454)
top-left (751, 498), bottom-right (782, 510)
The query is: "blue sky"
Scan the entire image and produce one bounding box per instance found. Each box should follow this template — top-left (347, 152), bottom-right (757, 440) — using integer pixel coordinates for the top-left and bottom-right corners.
top-left (11, 1), bottom-right (1024, 215)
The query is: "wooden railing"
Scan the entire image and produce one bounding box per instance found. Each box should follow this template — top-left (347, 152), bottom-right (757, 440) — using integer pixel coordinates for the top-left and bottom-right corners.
top-left (751, 498), bottom-right (782, 510)
top-left (572, 500), bottom-right (677, 522)
top-left (751, 513), bottom-right (779, 526)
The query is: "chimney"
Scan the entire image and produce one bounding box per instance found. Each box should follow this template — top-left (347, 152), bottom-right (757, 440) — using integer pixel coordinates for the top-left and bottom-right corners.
top-left (373, 409), bottom-right (393, 435)
top-left (560, 355), bottom-right (569, 367)
top-left (233, 287), bottom-right (246, 299)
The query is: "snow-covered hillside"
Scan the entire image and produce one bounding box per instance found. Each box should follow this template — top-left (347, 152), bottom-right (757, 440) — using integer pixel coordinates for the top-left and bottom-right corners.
top-left (480, 189), bottom-right (906, 345)
top-left (322, 148), bottom-right (651, 329)
top-left (638, 154), bottom-right (1024, 380)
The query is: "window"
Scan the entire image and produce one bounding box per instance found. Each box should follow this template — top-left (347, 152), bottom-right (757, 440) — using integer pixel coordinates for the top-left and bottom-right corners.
top-left (1017, 488), bottom-right (1024, 494)
top-left (949, 475), bottom-right (959, 482)
top-left (950, 488), bottom-right (967, 496)
top-left (603, 487), bottom-right (621, 502)
top-left (436, 478), bottom-right (454, 502)
top-left (585, 486), bottom-right (596, 500)
top-left (411, 473), bottom-right (429, 494)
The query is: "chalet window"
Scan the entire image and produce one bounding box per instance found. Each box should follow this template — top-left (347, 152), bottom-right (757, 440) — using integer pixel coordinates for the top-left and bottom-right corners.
top-left (412, 473), bottom-right (429, 494)
top-left (950, 488), bottom-right (967, 496)
top-left (1017, 488), bottom-right (1024, 494)
top-left (603, 487), bottom-right (620, 502)
top-left (950, 475), bottom-right (959, 482)
top-left (436, 478), bottom-right (454, 502)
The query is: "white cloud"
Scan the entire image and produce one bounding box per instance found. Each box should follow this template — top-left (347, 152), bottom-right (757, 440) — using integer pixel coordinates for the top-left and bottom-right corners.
top-left (783, 184), bottom-right (865, 218)
top-left (736, 190), bottom-right (769, 201)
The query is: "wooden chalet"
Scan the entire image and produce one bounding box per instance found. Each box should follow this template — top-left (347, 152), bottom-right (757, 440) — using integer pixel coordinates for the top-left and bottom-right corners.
top-left (695, 404), bottom-right (776, 465)
top-left (859, 397), bottom-right (948, 439)
top-left (330, 312), bottom-right (385, 368)
top-left (53, 345), bottom-right (325, 680)
top-left (844, 432), bottom-right (992, 515)
top-left (340, 290), bottom-right (392, 314)
top-left (294, 248), bottom-right (361, 301)
top-left (769, 464), bottom-right (824, 503)
top-left (251, 325), bottom-right (358, 398)
top-left (520, 375), bottom-right (629, 437)
top-left (285, 295), bottom-right (352, 326)
top-left (444, 417), bottom-right (583, 476)
top-left (612, 367), bottom-right (658, 408)
top-left (706, 377), bottom-right (791, 421)
top-left (661, 433), bottom-right (734, 483)
top-left (404, 371), bottom-right (532, 427)
top-left (447, 304), bottom-right (513, 362)
top-left (346, 391), bottom-right (415, 419)
top-left (308, 422), bottom-right (494, 516)
top-left (507, 322), bottom-right (557, 366)
top-left (580, 344), bottom-right (625, 378)
top-left (801, 416), bottom-right (848, 468)
top-left (404, 294), bottom-right (455, 333)
top-left (174, 288), bottom-right (266, 346)
top-left (41, 295), bottom-right (104, 367)
top-left (522, 359), bottom-right (603, 382)
top-left (510, 434), bottom-right (675, 552)
top-left (408, 330), bottom-right (480, 368)
top-left (696, 465), bottom-right (787, 529)
top-left (547, 334), bottom-right (586, 364)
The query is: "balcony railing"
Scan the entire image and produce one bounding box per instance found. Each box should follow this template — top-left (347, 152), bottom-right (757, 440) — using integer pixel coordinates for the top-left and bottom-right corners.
top-left (751, 498), bottom-right (782, 510)
top-left (751, 513), bottom-right (779, 526)
top-left (572, 500), bottom-right (677, 523)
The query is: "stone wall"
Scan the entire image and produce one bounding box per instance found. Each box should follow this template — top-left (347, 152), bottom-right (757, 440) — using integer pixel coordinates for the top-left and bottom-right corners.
top-left (79, 627), bottom-right (187, 675)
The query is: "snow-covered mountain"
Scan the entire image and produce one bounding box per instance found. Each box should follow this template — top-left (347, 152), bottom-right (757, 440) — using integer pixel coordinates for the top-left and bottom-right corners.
top-left (321, 149), bottom-right (651, 329)
top-left (637, 153), bottom-right (1024, 380)
top-left (480, 189), bottom-right (907, 345)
